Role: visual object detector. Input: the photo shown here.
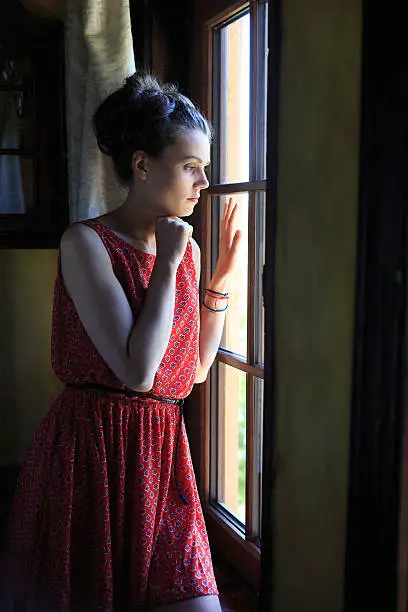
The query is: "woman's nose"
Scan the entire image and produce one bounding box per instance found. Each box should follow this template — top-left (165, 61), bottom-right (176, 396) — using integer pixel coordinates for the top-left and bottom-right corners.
top-left (195, 169), bottom-right (209, 190)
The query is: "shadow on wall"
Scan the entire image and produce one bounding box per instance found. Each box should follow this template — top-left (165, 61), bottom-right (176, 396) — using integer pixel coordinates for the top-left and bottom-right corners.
top-left (0, 249), bottom-right (63, 466)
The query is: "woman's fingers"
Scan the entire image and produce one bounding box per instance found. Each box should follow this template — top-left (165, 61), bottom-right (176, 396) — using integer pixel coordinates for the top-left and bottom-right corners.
top-left (226, 203), bottom-right (239, 247)
top-left (231, 229), bottom-right (242, 256)
top-left (222, 198), bottom-right (234, 223)
top-left (220, 199), bottom-right (241, 254)
top-left (228, 202), bottom-right (239, 229)
top-left (222, 199), bottom-right (238, 233)
top-left (223, 197), bottom-right (233, 221)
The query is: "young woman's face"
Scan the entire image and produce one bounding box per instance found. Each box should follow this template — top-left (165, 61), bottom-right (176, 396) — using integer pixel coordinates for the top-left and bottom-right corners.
top-left (142, 129), bottom-right (211, 217)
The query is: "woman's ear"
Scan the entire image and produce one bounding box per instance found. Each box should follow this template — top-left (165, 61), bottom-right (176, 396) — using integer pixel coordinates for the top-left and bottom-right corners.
top-left (132, 151), bottom-right (149, 180)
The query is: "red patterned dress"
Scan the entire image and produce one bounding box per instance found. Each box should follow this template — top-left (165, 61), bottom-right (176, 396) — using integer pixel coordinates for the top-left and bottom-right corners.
top-left (5, 219), bottom-right (218, 611)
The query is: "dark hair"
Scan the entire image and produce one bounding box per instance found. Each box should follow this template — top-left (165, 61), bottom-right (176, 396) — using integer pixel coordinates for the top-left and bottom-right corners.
top-left (92, 73), bottom-right (213, 185)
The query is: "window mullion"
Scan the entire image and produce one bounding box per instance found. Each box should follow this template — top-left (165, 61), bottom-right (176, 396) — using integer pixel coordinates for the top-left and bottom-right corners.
top-left (207, 179), bottom-right (267, 194)
top-left (249, 0), bottom-right (258, 181)
top-left (211, 27), bottom-right (221, 184)
top-left (250, 0), bottom-right (268, 180)
top-left (216, 350), bottom-right (264, 378)
top-left (254, 190), bottom-right (266, 364)
top-left (246, 373), bottom-right (255, 539)
top-left (219, 28), bottom-right (229, 184)
top-left (245, 190), bottom-right (257, 540)
top-left (248, 190), bottom-right (257, 366)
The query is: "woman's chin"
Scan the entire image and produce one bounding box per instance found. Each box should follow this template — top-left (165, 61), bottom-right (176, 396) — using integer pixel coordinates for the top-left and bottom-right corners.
top-left (179, 201), bottom-right (196, 217)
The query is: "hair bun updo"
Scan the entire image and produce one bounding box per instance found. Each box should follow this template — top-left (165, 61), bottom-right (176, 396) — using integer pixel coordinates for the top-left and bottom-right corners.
top-left (92, 72), bottom-right (212, 185)
top-left (124, 73), bottom-right (176, 120)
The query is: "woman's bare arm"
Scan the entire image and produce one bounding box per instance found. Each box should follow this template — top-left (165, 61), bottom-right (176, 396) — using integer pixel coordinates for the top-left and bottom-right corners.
top-left (61, 223), bottom-right (179, 391)
top-left (190, 238), bottom-right (228, 384)
top-left (191, 201), bottom-right (242, 383)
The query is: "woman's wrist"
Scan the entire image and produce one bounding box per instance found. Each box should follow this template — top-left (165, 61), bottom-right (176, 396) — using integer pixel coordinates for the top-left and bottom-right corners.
top-left (202, 285), bottom-right (230, 313)
top-left (208, 269), bottom-right (230, 295)
top-left (154, 254), bottom-right (179, 276)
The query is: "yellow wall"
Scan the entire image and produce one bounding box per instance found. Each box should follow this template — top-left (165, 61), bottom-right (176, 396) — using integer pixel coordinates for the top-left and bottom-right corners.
top-left (0, 250), bottom-right (63, 465)
top-left (271, 0), bottom-right (362, 610)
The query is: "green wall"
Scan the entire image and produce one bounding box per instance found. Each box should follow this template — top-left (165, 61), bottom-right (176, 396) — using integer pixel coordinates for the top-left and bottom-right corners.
top-left (271, 0), bottom-right (362, 609)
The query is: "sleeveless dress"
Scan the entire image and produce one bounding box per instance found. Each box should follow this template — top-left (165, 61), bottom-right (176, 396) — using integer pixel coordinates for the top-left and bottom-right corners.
top-left (4, 219), bottom-right (218, 611)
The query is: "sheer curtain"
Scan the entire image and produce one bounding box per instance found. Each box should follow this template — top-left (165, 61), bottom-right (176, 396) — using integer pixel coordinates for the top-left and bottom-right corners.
top-left (65, 0), bottom-right (135, 222)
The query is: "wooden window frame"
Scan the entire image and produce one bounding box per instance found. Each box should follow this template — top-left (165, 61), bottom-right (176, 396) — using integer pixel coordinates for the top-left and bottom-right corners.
top-left (190, 0), bottom-right (268, 590)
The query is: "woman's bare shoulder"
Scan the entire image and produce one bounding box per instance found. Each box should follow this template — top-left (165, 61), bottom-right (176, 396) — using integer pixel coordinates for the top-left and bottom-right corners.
top-left (60, 222), bottom-right (109, 261)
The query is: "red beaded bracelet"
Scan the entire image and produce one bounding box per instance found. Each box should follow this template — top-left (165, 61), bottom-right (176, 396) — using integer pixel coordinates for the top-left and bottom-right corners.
top-left (204, 288), bottom-right (229, 311)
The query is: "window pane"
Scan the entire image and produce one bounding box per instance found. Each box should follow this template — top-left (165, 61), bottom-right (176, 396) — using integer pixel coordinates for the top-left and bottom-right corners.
top-left (0, 155), bottom-right (34, 214)
top-left (0, 90), bottom-right (34, 150)
top-left (216, 362), bottom-right (246, 524)
top-left (255, 192), bottom-right (266, 364)
top-left (252, 376), bottom-right (264, 539)
top-left (253, 1), bottom-right (268, 180)
top-left (212, 193), bottom-right (248, 358)
top-left (219, 13), bottom-right (250, 184)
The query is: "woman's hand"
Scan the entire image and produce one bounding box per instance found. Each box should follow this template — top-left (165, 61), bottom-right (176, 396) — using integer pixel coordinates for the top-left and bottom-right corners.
top-left (155, 217), bottom-right (193, 267)
top-left (214, 198), bottom-right (243, 282)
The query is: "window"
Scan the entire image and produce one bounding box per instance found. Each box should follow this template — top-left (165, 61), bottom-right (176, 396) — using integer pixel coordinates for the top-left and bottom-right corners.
top-left (198, 0), bottom-right (268, 584)
top-left (0, 16), bottom-right (68, 247)
top-left (0, 46), bottom-right (35, 214)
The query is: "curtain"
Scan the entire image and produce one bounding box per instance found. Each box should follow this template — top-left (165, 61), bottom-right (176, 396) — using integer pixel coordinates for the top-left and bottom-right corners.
top-left (65, 0), bottom-right (135, 222)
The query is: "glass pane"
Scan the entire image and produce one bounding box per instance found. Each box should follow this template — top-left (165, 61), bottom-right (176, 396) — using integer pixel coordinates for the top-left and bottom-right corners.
top-left (213, 193), bottom-right (248, 357)
top-left (254, 1), bottom-right (268, 180)
top-left (219, 13), bottom-right (250, 184)
top-left (217, 362), bottom-right (246, 524)
top-left (252, 377), bottom-right (264, 539)
top-left (0, 155), bottom-right (34, 213)
top-left (0, 90), bottom-right (34, 150)
top-left (255, 192), bottom-right (266, 364)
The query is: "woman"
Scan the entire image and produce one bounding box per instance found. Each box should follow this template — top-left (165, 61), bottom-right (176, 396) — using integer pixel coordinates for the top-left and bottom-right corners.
top-left (5, 73), bottom-right (242, 611)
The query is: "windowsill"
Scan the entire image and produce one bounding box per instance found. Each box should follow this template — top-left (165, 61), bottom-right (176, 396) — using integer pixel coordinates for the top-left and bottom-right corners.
top-left (214, 553), bottom-right (258, 612)
top-left (205, 503), bottom-right (261, 589)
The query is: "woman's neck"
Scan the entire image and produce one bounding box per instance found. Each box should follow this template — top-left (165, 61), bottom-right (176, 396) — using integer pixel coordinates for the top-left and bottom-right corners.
top-left (105, 193), bottom-right (157, 248)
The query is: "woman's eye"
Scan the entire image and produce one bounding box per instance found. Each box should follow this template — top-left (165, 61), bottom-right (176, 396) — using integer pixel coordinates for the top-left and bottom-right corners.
top-left (184, 165), bottom-right (196, 172)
